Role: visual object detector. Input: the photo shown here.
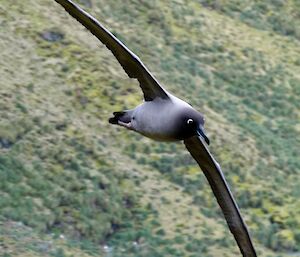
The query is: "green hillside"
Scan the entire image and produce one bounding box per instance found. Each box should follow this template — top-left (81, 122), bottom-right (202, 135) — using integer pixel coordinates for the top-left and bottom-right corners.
top-left (0, 0), bottom-right (299, 256)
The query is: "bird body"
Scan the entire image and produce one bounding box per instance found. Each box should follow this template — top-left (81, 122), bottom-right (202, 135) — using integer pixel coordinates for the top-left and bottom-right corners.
top-left (131, 98), bottom-right (180, 141)
top-left (111, 94), bottom-right (205, 142)
top-left (53, 1), bottom-right (257, 256)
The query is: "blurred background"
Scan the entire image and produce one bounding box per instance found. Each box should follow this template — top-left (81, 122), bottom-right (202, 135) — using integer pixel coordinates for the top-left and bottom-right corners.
top-left (0, 0), bottom-right (299, 256)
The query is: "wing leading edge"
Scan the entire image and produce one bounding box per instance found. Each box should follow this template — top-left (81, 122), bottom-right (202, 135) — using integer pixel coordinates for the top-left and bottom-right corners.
top-left (184, 136), bottom-right (257, 257)
top-left (54, 0), bottom-right (169, 101)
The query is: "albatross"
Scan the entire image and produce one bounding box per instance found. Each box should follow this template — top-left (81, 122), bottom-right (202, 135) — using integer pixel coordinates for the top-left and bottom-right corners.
top-left (53, 0), bottom-right (257, 256)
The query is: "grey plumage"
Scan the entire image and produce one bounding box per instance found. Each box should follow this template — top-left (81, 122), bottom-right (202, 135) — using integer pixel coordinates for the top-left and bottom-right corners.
top-left (53, 1), bottom-right (257, 256)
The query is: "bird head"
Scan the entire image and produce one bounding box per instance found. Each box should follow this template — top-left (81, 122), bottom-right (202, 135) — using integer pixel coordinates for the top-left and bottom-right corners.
top-left (176, 108), bottom-right (210, 145)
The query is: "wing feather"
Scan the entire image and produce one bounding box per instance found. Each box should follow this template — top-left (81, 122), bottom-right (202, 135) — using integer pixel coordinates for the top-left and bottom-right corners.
top-left (184, 136), bottom-right (257, 257)
top-left (54, 0), bottom-right (169, 101)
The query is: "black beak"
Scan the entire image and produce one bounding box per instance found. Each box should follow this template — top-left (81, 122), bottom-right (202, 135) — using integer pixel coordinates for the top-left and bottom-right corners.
top-left (197, 125), bottom-right (210, 145)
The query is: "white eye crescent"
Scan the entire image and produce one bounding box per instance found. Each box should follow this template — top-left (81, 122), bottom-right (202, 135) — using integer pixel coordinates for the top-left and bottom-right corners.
top-left (187, 119), bottom-right (193, 125)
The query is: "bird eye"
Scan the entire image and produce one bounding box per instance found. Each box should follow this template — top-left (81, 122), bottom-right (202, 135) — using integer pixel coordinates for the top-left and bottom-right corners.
top-left (187, 119), bottom-right (193, 125)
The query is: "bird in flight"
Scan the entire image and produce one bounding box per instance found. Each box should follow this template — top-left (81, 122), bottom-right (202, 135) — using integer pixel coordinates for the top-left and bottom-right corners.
top-left (53, 1), bottom-right (257, 256)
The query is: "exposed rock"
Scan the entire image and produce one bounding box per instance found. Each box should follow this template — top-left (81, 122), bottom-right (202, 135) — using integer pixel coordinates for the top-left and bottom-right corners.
top-left (78, 0), bottom-right (92, 8)
top-left (41, 30), bottom-right (64, 42)
top-left (0, 138), bottom-right (13, 149)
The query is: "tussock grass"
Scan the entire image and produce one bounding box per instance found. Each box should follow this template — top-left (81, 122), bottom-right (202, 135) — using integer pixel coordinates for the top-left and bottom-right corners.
top-left (0, 0), bottom-right (299, 256)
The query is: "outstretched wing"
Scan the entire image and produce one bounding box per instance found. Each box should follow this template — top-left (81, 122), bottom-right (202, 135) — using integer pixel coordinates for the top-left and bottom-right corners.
top-left (184, 136), bottom-right (257, 257)
top-left (54, 0), bottom-right (169, 101)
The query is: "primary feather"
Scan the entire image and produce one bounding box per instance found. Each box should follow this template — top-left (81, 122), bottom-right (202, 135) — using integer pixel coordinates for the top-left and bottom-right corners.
top-left (54, 0), bottom-right (169, 101)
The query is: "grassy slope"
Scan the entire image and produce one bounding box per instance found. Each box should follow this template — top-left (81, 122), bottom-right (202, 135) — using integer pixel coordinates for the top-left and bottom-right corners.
top-left (0, 0), bottom-right (299, 256)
